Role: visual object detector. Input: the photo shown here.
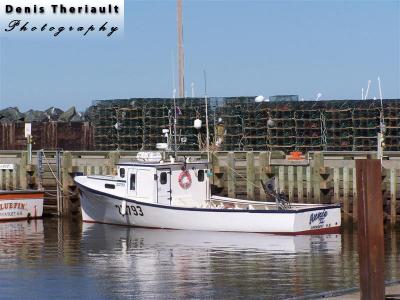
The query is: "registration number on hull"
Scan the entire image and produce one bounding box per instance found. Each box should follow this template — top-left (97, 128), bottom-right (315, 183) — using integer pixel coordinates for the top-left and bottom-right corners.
top-left (115, 204), bottom-right (144, 216)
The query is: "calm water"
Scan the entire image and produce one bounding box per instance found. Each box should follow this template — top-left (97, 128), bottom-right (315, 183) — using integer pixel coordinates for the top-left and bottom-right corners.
top-left (0, 218), bottom-right (398, 299)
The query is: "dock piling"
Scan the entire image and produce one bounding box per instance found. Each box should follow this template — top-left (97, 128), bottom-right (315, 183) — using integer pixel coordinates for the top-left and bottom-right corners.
top-left (227, 152), bottom-right (236, 198)
top-left (246, 152), bottom-right (255, 200)
top-left (355, 159), bottom-right (385, 300)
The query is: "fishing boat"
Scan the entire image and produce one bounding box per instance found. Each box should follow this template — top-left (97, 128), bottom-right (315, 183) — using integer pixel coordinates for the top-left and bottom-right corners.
top-left (74, 151), bottom-right (341, 234)
top-left (0, 190), bottom-right (44, 221)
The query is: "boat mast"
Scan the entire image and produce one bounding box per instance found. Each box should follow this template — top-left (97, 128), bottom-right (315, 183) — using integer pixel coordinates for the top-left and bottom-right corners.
top-left (173, 89), bottom-right (178, 158)
top-left (204, 70), bottom-right (210, 162)
top-left (177, 0), bottom-right (185, 98)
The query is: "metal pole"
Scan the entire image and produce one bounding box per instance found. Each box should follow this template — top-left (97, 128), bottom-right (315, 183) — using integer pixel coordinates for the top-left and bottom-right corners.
top-left (177, 0), bottom-right (185, 98)
top-left (36, 150), bottom-right (43, 190)
top-left (173, 89), bottom-right (178, 158)
top-left (27, 135), bottom-right (32, 165)
top-left (56, 150), bottom-right (62, 216)
top-left (204, 71), bottom-right (210, 162)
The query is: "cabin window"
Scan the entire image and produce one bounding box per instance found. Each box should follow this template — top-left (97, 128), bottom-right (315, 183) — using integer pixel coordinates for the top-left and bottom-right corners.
top-left (160, 172), bottom-right (167, 185)
top-left (130, 174), bottom-right (136, 190)
top-left (198, 170), bottom-right (205, 182)
top-left (105, 183), bottom-right (115, 189)
top-left (120, 168), bottom-right (125, 178)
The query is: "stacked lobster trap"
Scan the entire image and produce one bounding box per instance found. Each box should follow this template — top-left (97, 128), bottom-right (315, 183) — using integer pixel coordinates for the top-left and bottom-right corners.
top-left (89, 98), bottom-right (400, 152)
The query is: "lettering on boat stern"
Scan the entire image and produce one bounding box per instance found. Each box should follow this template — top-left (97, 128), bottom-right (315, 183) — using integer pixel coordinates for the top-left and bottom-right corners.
top-left (0, 202), bottom-right (27, 217)
top-left (0, 203), bottom-right (26, 211)
top-left (309, 210), bottom-right (328, 226)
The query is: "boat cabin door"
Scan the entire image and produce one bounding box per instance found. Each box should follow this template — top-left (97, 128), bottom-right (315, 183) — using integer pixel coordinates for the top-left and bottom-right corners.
top-left (127, 169), bottom-right (137, 197)
top-left (157, 169), bottom-right (171, 205)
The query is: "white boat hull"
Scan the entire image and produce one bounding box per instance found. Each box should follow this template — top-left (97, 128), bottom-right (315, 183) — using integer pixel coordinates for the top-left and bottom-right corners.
top-left (78, 183), bottom-right (341, 234)
top-left (0, 191), bottom-right (44, 221)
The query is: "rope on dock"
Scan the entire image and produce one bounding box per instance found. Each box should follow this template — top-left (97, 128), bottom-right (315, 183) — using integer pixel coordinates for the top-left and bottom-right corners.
top-left (41, 152), bottom-right (79, 197)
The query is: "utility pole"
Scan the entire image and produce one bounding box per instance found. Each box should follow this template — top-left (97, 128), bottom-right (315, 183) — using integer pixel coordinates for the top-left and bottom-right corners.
top-left (177, 0), bottom-right (185, 98)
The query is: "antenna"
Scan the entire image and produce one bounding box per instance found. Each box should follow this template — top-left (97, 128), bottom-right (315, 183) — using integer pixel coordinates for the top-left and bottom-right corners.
top-left (378, 76), bottom-right (385, 125)
top-left (204, 70), bottom-right (210, 162)
top-left (171, 51), bottom-right (176, 93)
top-left (173, 88), bottom-right (178, 158)
top-left (364, 80), bottom-right (371, 100)
top-left (191, 82), bottom-right (195, 97)
top-left (177, 0), bottom-right (185, 98)
top-left (361, 88), bottom-right (364, 100)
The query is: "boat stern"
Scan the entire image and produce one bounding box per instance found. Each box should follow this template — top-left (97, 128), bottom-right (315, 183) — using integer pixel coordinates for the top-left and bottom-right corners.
top-left (293, 205), bottom-right (341, 234)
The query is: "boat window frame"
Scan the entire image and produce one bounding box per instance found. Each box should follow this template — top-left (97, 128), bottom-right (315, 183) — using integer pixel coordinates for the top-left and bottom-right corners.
top-left (119, 168), bottom-right (125, 178)
top-left (160, 172), bottom-right (168, 185)
top-left (130, 173), bottom-right (136, 191)
top-left (198, 169), bottom-right (205, 182)
top-left (105, 183), bottom-right (116, 189)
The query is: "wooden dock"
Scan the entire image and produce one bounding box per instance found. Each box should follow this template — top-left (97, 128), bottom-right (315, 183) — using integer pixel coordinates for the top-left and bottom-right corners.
top-left (0, 150), bottom-right (398, 224)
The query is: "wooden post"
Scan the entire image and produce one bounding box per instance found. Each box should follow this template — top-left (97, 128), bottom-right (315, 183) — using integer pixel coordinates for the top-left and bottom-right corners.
top-left (278, 166), bottom-right (285, 193)
top-left (297, 166), bottom-right (303, 203)
top-left (352, 168), bottom-right (358, 222)
top-left (108, 151), bottom-right (120, 175)
top-left (288, 166), bottom-right (294, 202)
top-left (356, 159), bottom-right (385, 300)
top-left (20, 151), bottom-right (28, 189)
top-left (313, 152), bottom-right (323, 203)
top-left (61, 151), bottom-right (73, 216)
top-left (306, 167), bottom-right (311, 202)
top-left (12, 166), bottom-right (18, 190)
top-left (0, 170), bottom-right (6, 190)
top-left (343, 167), bottom-right (349, 222)
top-left (246, 152), bottom-right (255, 200)
top-left (333, 167), bottom-right (340, 203)
top-left (5, 170), bottom-right (10, 190)
top-left (212, 153), bottom-right (223, 189)
top-left (390, 168), bottom-right (397, 226)
top-left (227, 152), bottom-right (236, 198)
top-left (259, 152), bottom-right (268, 201)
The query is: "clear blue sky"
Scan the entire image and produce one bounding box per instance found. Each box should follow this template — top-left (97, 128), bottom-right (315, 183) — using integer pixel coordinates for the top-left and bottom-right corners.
top-left (0, 0), bottom-right (399, 111)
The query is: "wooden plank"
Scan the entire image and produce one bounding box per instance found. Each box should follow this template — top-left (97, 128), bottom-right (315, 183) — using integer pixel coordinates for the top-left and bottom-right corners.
top-left (0, 170), bottom-right (4, 190)
top-left (312, 152), bottom-right (323, 203)
top-left (353, 167), bottom-right (358, 222)
top-left (108, 151), bottom-right (120, 175)
top-left (390, 168), bottom-right (397, 226)
top-left (246, 152), bottom-right (255, 200)
top-left (259, 152), bottom-right (268, 201)
top-left (212, 153), bottom-right (223, 189)
top-left (12, 166), bottom-right (17, 190)
top-left (343, 167), bottom-right (349, 223)
top-left (333, 167), bottom-right (340, 203)
top-left (278, 166), bottom-right (285, 193)
top-left (297, 166), bottom-right (303, 203)
top-left (61, 151), bottom-right (73, 216)
top-left (355, 159), bottom-right (385, 300)
top-left (306, 167), bottom-right (311, 203)
top-left (227, 152), bottom-right (236, 198)
top-left (5, 170), bottom-right (10, 190)
top-left (288, 166), bottom-right (294, 202)
top-left (20, 151), bottom-right (28, 189)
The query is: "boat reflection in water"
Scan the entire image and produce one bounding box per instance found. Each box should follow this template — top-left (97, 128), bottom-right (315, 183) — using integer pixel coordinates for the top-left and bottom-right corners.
top-left (0, 220), bottom-right (44, 261)
top-left (81, 223), bottom-right (342, 299)
top-left (82, 223), bottom-right (342, 254)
